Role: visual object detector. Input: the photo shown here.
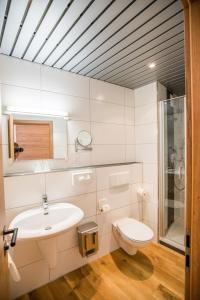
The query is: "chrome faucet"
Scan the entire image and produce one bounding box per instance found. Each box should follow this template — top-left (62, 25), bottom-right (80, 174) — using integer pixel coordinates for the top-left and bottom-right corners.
top-left (42, 194), bottom-right (49, 215)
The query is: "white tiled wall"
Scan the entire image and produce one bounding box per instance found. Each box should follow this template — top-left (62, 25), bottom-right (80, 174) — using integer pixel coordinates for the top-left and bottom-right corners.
top-left (134, 82), bottom-right (159, 240)
top-left (0, 54), bottom-right (135, 174)
top-left (4, 163), bottom-right (142, 298)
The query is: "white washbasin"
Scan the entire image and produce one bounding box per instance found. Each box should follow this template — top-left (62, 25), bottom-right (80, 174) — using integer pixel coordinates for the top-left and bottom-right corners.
top-left (9, 203), bottom-right (84, 240)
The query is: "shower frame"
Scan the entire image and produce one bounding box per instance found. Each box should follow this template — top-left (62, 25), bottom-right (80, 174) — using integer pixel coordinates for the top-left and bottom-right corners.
top-left (158, 95), bottom-right (187, 252)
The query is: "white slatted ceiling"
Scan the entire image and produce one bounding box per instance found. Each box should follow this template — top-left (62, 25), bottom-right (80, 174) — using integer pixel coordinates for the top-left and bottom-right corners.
top-left (44, 0), bottom-right (112, 66)
top-left (98, 32), bottom-right (184, 80)
top-left (112, 52), bottom-right (184, 86)
top-left (23, 0), bottom-right (71, 61)
top-left (0, 0), bottom-right (7, 35)
top-left (103, 43), bottom-right (184, 82)
top-left (95, 17), bottom-right (183, 80)
top-left (35, 0), bottom-right (92, 64)
top-left (0, 0), bottom-right (185, 95)
top-left (53, 0), bottom-right (135, 68)
top-left (12, 0), bottom-right (50, 58)
top-left (82, 2), bottom-right (183, 77)
top-left (65, 0), bottom-right (147, 72)
top-left (52, 0), bottom-right (134, 70)
top-left (1, 0), bottom-right (28, 54)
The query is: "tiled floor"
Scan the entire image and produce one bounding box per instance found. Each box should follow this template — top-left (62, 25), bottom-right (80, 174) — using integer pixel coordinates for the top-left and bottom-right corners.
top-left (17, 243), bottom-right (185, 300)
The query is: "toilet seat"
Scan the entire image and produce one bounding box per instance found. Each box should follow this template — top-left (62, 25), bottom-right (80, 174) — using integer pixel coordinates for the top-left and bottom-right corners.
top-left (114, 217), bottom-right (153, 243)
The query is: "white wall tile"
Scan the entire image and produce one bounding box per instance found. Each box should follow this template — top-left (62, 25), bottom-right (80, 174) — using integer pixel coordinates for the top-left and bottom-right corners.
top-left (66, 192), bottom-right (97, 218)
top-left (134, 82), bottom-right (157, 107)
top-left (142, 183), bottom-right (158, 204)
top-left (41, 65), bottom-right (89, 98)
top-left (130, 202), bottom-right (141, 221)
top-left (2, 85), bottom-right (41, 109)
top-left (157, 82), bottom-right (167, 101)
top-left (90, 78), bottom-right (124, 105)
top-left (91, 101), bottom-right (124, 124)
top-left (13, 240), bottom-right (42, 268)
top-left (135, 103), bottom-right (157, 125)
top-left (97, 186), bottom-right (131, 212)
top-left (125, 125), bottom-right (135, 144)
top-left (67, 145), bottom-right (92, 167)
top-left (4, 174), bottom-right (45, 209)
top-left (125, 145), bottom-right (135, 162)
top-left (10, 260), bottom-right (49, 299)
top-left (41, 91), bottom-right (90, 121)
top-left (125, 106), bottom-right (134, 125)
top-left (135, 144), bottom-right (158, 163)
top-left (91, 122), bottom-right (125, 145)
top-left (96, 163), bottom-right (142, 191)
top-left (91, 145), bottom-right (125, 165)
top-left (45, 169), bottom-right (96, 201)
top-left (0, 55), bottom-right (41, 89)
top-left (130, 163), bottom-right (143, 183)
top-left (143, 163), bottom-right (158, 184)
top-left (125, 88), bottom-right (135, 107)
top-left (143, 201), bottom-right (158, 224)
top-left (50, 246), bottom-right (87, 281)
top-left (135, 123), bottom-right (157, 144)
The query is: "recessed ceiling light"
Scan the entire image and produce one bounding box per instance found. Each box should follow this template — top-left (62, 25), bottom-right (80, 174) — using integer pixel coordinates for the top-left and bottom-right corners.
top-left (148, 62), bottom-right (156, 69)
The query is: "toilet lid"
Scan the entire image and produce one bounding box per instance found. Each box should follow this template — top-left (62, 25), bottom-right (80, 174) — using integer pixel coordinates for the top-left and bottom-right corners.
top-left (116, 218), bottom-right (154, 242)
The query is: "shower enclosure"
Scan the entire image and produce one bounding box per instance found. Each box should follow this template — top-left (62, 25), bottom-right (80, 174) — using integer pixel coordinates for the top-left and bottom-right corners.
top-left (159, 96), bottom-right (186, 252)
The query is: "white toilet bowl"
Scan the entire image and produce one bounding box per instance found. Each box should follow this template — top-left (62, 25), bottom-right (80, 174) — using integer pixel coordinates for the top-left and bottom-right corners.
top-left (112, 217), bottom-right (154, 255)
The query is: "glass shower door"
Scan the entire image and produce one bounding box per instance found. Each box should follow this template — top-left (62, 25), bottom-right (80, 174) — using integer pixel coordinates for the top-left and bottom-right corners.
top-left (159, 96), bottom-right (186, 251)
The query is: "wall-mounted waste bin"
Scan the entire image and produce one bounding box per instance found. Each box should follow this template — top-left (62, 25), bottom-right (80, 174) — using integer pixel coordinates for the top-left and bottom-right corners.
top-left (77, 222), bottom-right (98, 257)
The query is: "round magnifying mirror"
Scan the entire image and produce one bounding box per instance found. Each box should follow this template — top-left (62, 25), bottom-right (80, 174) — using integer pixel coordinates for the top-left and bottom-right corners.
top-left (77, 130), bottom-right (92, 147)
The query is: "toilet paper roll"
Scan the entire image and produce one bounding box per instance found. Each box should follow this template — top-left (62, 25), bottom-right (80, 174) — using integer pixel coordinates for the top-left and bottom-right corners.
top-left (137, 187), bottom-right (146, 198)
top-left (8, 252), bottom-right (21, 282)
top-left (101, 204), bottom-right (111, 212)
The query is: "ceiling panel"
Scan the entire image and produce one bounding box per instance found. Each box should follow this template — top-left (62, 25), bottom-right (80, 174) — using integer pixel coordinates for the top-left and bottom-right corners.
top-left (1, 0), bottom-right (29, 54)
top-left (12, 0), bottom-right (51, 58)
top-left (115, 54), bottom-right (184, 86)
top-left (0, 0), bottom-right (8, 44)
top-left (104, 45), bottom-right (184, 83)
top-left (23, 0), bottom-right (72, 61)
top-left (44, 0), bottom-right (113, 66)
top-left (0, 0), bottom-right (185, 95)
top-left (35, 0), bottom-right (92, 64)
top-left (52, 0), bottom-right (134, 68)
top-left (66, 0), bottom-right (148, 72)
top-left (83, 4), bottom-right (183, 77)
top-left (96, 30), bottom-right (184, 81)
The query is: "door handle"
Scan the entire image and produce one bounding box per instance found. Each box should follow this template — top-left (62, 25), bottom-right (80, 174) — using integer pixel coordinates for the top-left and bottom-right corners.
top-left (3, 226), bottom-right (18, 247)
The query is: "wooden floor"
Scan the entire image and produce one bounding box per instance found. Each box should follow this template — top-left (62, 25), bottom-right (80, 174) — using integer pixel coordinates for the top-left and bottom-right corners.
top-left (17, 243), bottom-right (185, 300)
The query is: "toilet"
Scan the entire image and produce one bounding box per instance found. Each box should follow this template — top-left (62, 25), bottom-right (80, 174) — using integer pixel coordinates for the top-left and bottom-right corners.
top-left (112, 217), bottom-right (154, 255)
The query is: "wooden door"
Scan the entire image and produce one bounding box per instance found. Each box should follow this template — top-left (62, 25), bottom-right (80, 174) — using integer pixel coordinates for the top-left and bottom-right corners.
top-left (181, 0), bottom-right (200, 299)
top-left (0, 117), bottom-right (9, 299)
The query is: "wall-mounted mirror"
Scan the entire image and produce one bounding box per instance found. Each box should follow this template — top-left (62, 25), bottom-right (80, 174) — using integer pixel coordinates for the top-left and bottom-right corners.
top-left (7, 114), bottom-right (68, 161)
top-left (75, 130), bottom-right (92, 152)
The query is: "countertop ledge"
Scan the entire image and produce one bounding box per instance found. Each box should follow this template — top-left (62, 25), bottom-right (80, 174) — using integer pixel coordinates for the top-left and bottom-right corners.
top-left (4, 161), bottom-right (141, 177)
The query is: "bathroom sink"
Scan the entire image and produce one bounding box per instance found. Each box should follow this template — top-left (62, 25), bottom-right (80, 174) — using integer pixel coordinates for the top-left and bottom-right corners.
top-left (9, 203), bottom-right (84, 240)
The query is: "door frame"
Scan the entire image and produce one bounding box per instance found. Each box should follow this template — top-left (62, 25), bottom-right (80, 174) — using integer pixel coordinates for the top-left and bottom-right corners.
top-left (181, 0), bottom-right (200, 299)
